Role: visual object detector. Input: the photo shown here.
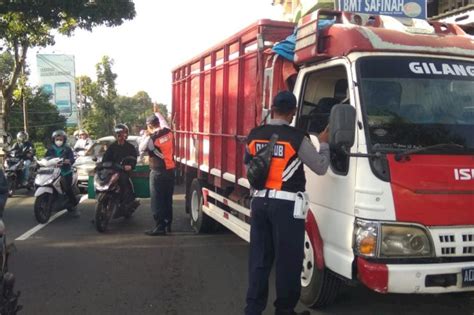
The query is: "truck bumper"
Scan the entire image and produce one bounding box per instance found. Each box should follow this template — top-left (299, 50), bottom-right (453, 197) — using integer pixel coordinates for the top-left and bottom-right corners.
top-left (357, 257), bottom-right (474, 294)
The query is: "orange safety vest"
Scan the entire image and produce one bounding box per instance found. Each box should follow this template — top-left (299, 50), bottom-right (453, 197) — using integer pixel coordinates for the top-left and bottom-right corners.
top-left (246, 124), bottom-right (306, 192)
top-left (149, 128), bottom-right (176, 171)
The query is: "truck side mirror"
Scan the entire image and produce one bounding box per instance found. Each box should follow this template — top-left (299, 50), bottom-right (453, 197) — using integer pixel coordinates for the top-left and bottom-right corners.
top-left (329, 104), bottom-right (356, 149)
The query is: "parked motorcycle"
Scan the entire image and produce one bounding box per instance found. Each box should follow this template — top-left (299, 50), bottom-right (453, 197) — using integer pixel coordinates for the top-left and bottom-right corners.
top-left (0, 170), bottom-right (21, 314)
top-left (3, 150), bottom-right (37, 197)
top-left (0, 220), bottom-right (21, 315)
top-left (94, 159), bottom-right (138, 233)
top-left (33, 157), bottom-right (80, 224)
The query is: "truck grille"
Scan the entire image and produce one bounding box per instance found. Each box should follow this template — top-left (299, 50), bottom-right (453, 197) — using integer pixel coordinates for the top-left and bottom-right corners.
top-left (430, 227), bottom-right (474, 257)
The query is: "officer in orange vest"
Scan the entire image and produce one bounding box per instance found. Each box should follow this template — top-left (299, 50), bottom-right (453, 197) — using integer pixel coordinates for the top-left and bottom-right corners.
top-left (244, 91), bottom-right (330, 315)
top-left (144, 114), bottom-right (176, 236)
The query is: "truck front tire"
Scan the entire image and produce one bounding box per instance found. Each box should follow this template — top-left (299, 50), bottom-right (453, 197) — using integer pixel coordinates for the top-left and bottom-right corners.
top-left (300, 232), bottom-right (342, 308)
top-left (188, 179), bottom-right (214, 233)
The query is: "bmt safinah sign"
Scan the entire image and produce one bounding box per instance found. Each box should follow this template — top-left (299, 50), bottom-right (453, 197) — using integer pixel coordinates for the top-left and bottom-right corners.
top-left (339, 0), bottom-right (427, 18)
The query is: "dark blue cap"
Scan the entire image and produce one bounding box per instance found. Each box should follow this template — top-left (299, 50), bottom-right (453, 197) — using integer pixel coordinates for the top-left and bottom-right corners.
top-left (272, 91), bottom-right (297, 111)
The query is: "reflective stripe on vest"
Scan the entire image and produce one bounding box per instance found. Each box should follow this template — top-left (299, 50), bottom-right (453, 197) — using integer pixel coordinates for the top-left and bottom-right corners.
top-left (152, 129), bottom-right (175, 170)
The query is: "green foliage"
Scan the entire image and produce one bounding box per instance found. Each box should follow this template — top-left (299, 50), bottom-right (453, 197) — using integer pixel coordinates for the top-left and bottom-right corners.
top-left (34, 142), bottom-right (47, 158)
top-left (115, 91), bottom-right (154, 134)
top-left (0, 51), bottom-right (14, 82)
top-left (0, 1), bottom-right (136, 32)
top-left (0, 1), bottom-right (136, 130)
top-left (8, 87), bottom-right (66, 145)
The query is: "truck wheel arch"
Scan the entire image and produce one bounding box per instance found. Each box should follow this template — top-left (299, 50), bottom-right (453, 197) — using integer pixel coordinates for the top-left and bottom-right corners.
top-left (306, 210), bottom-right (325, 270)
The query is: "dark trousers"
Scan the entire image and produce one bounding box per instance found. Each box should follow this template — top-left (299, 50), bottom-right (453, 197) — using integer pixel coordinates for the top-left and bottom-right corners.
top-left (150, 169), bottom-right (174, 226)
top-left (61, 174), bottom-right (76, 205)
top-left (118, 172), bottom-right (135, 204)
top-left (245, 197), bottom-right (305, 315)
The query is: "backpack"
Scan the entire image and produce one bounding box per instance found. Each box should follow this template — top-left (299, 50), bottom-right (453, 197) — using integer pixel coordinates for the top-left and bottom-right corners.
top-left (246, 134), bottom-right (279, 190)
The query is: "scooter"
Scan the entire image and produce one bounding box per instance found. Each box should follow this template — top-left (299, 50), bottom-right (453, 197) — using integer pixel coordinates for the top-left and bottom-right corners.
top-left (3, 150), bottom-right (36, 197)
top-left (33, 157), bottom-right (80, 224)
top-left (0, 176), bottom-right (22, 315)
top-left (94, 159), bottom-right (139, 233)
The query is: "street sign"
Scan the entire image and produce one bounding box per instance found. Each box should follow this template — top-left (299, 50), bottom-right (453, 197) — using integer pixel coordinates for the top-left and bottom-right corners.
top-left (338, 0), bottom-right (427, 19)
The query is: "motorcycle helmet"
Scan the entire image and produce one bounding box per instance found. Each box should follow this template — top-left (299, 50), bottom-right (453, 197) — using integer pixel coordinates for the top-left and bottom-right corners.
top-left (114, 124), bottom-right (129, 140)
top-left (17, 131), bottom-right (28, 143)
top-left (51, 130), bottom-right (67, 145)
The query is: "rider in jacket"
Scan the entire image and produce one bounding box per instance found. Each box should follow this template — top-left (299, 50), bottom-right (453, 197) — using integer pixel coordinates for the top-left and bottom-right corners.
top-left (45, 130), bottom-right (79, 216)
top-left (9, 131), bottom-right (35, 186)
top-left (102, 124), bottom-right (139, 210)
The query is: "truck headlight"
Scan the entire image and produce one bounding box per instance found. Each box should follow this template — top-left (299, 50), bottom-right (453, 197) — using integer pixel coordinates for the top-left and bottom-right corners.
top-left (354, 219), bottom-right (434, 258)
top-left (380, 225), bottom-right (433, 258)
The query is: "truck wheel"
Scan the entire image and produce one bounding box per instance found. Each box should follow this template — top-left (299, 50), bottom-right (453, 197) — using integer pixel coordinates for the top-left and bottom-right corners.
top-left (188, 179), bottom-right (214, 233)
top-left (300, 232), bottom-right (342, 308)
top-left (34, 194), bottom-right (52, 224)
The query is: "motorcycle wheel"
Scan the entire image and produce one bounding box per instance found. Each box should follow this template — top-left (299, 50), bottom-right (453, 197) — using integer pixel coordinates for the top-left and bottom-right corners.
top-left (8, 179), bottom-right (15, 197)
top-left (34, 194), bottom-right (52, 224)
top-left (95, 198), bottom-right (115, 233)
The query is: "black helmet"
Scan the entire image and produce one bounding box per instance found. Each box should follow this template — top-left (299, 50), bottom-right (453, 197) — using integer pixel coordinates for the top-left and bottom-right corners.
top-left (51, 130), bottom-right (67, 143)
top-left (114, 124), bottom-right (129, 136)
top-left (17, 131), bottom-right (28, 143)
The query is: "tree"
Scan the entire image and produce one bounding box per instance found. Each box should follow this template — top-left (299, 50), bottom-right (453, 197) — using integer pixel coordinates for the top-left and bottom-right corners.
top-left (82, 56), bottom-right (118, 137)
top-left (116, 91), bottom-right (154, 133)
top-left (8, 86), bottom-right (66, 145)
top-left (0, 1), bottom-right (136, 129)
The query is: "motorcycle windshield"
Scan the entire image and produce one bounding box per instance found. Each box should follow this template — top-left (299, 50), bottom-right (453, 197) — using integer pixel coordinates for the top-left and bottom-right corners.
top-left (95, 169), bottom-right (116, 185)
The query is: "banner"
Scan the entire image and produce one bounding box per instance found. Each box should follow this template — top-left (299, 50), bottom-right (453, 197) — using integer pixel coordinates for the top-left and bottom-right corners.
top-left (338, 0), bottom-right (427, 19)
top-left (36, 54), bottom-right (78, 126)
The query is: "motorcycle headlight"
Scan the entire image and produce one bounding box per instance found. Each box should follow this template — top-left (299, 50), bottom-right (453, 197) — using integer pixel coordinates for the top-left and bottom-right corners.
top-left (354, 219), bottom-right (434, 258)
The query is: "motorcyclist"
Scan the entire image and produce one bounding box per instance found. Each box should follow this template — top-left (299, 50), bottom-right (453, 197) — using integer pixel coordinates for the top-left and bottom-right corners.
top-left (102, 124), bottom-right (139, 210)
top-left (8, 131), bottom-right (35, 186)
top-left (45, 130), bottom-right (80, 216)
top-left (73, 129), bottom-right (92, 155)
top-left (0, 168), bottom-right (7, 217)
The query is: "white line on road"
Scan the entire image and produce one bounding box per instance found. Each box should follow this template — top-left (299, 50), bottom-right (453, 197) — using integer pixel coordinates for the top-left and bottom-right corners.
top-left (15, 195), bottom-right (88, 241)
top-left (15, 210), bottom-right (68, 241)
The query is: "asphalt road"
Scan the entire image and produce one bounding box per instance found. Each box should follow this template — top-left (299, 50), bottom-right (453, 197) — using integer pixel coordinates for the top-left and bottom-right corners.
top-left (3, 184), bottom-right (474, 315)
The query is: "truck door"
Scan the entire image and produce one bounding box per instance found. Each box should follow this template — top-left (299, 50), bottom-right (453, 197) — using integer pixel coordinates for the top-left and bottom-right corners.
top-left (294, 62), bottom-right (357, 279)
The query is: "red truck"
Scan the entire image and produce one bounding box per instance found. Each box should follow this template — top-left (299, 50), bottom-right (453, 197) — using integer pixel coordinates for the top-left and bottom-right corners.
top-left (172, 10), bottom-right (474, 307)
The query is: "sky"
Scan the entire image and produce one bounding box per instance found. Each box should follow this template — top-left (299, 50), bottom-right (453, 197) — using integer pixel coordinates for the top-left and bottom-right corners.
top-left (28, 0), bottom-right (284, 107)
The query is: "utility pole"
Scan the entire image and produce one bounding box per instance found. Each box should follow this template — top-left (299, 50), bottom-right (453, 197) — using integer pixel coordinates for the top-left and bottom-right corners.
top-left (22, 66), bottom-right (28, 133)
top-left (77, 78), bottom-right (83, 129)
top-left (0, 80), bottom-right (5, 163)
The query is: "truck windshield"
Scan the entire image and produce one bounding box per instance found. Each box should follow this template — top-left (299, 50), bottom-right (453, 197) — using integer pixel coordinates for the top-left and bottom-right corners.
top-left (358, 56), bottom-right (474, 154)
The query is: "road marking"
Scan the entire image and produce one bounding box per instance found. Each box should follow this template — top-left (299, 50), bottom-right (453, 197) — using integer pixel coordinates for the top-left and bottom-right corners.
top-left (15, 195), bottom-right (88, 241)
top-left (15, 210), bottom-right (68, 241)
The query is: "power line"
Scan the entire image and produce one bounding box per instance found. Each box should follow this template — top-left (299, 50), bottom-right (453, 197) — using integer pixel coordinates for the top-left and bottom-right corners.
top-left (9, 121), bottom-right (66, 128)
top-left (11, 108), bottom-right (81, 114)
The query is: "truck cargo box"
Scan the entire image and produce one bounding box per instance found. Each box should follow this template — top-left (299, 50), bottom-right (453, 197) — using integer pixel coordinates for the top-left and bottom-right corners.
top-left (172, 20), bottom-right (295, 188)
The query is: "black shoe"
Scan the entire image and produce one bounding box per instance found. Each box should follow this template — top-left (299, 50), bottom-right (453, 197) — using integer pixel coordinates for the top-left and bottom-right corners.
top-left (145, 225), bottom-right (166, 236)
